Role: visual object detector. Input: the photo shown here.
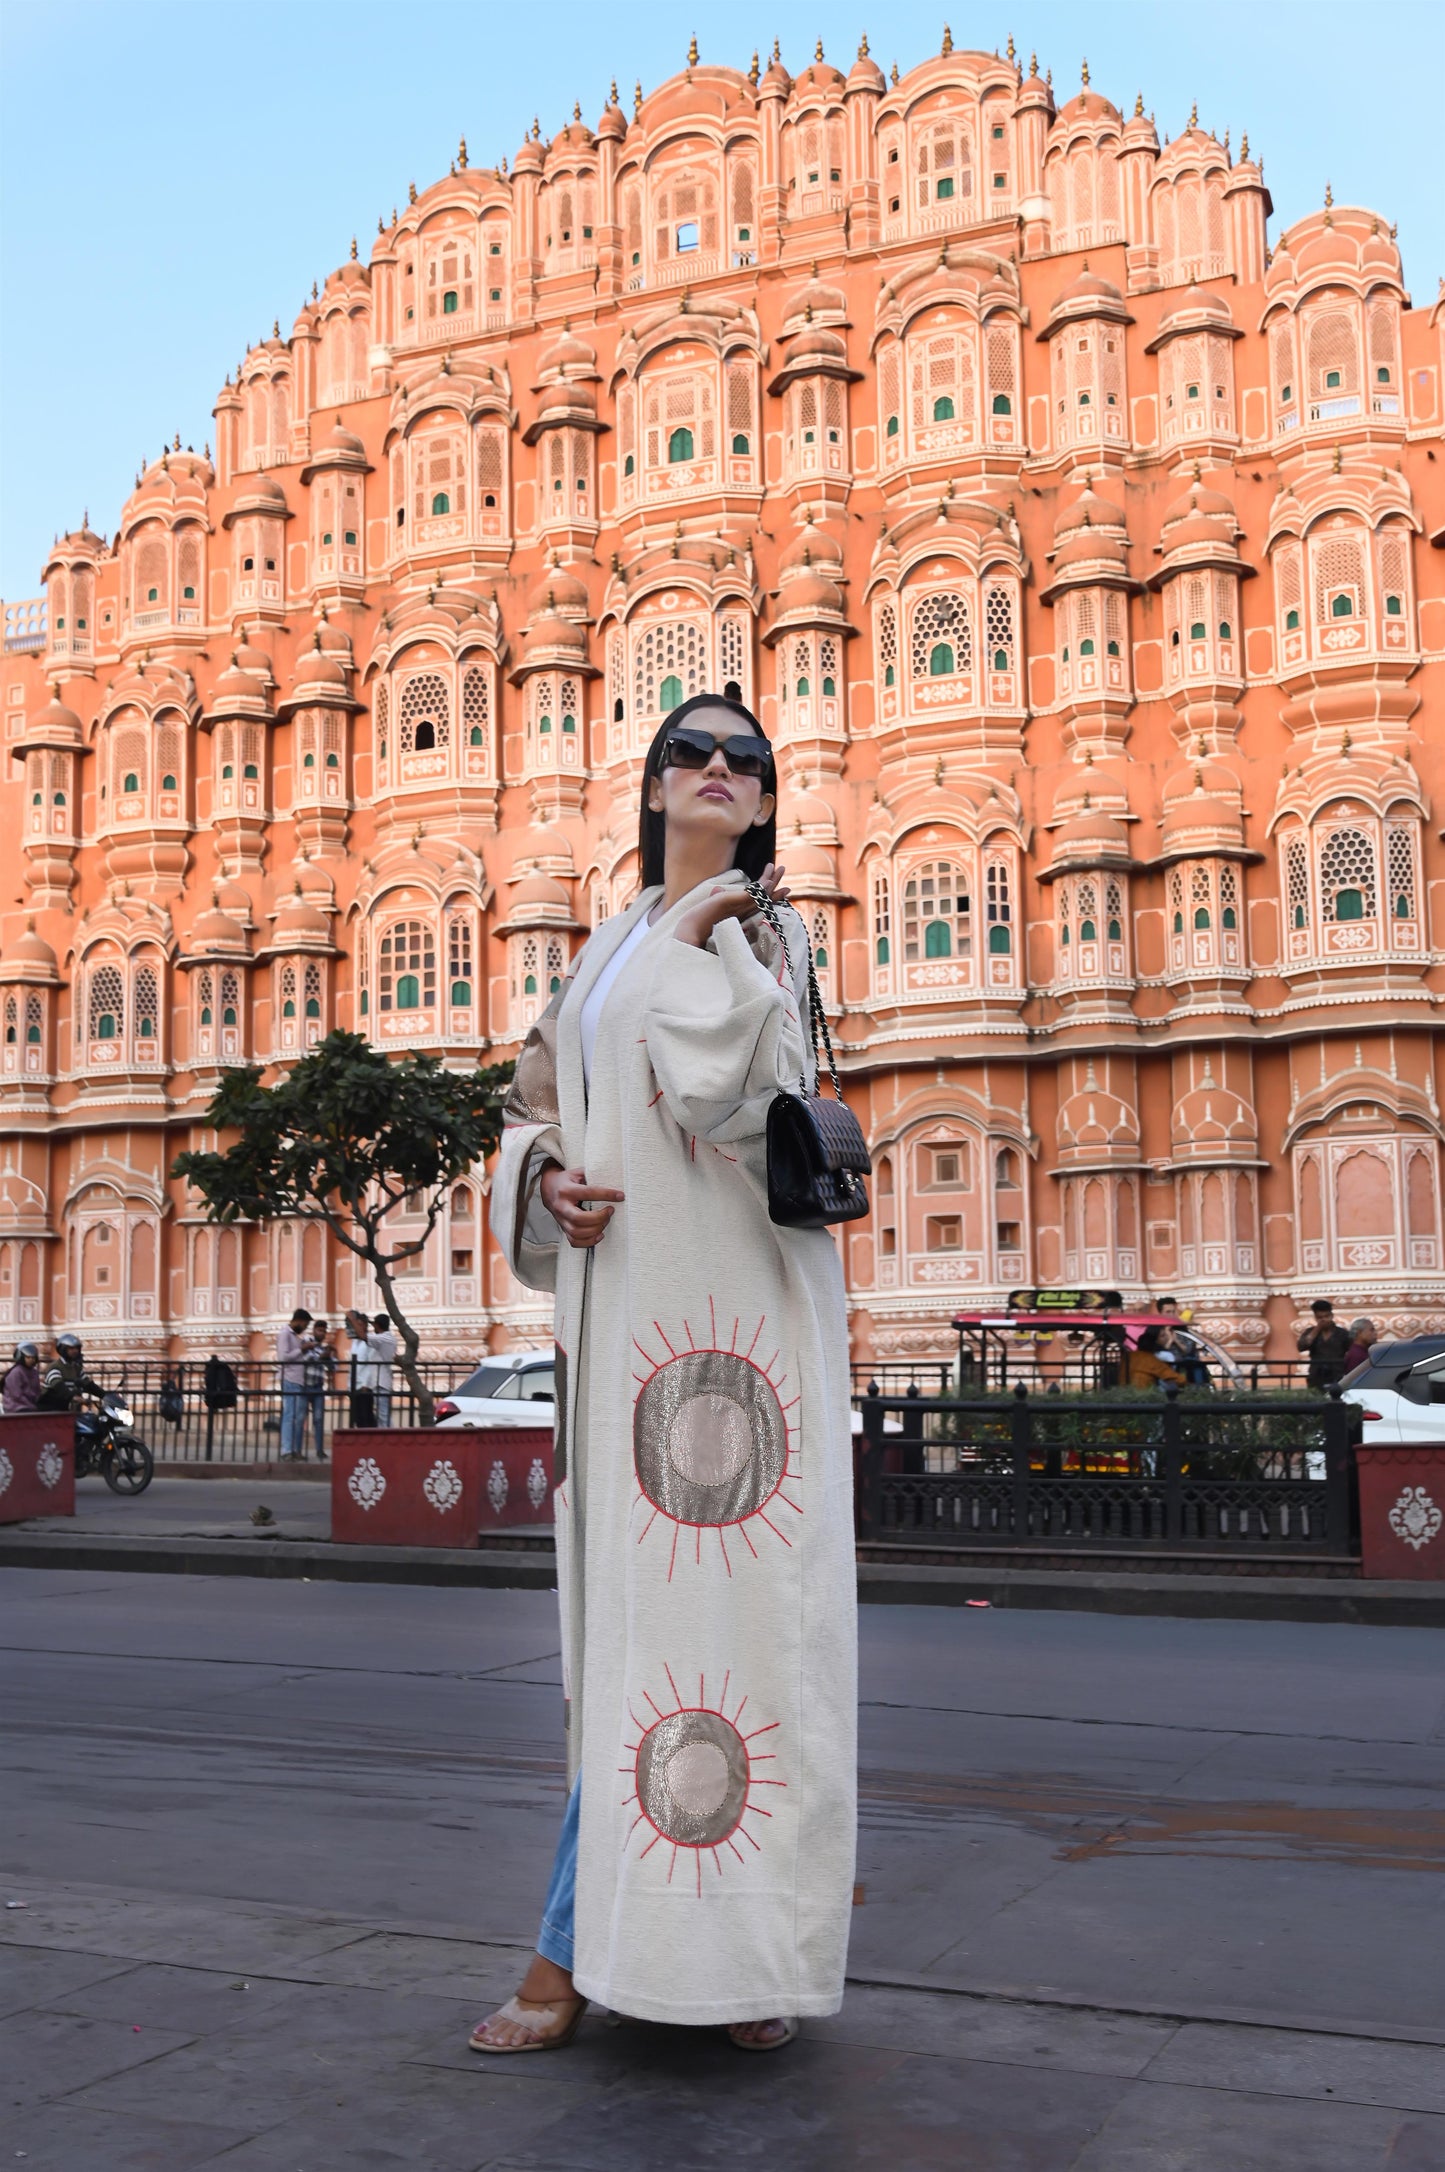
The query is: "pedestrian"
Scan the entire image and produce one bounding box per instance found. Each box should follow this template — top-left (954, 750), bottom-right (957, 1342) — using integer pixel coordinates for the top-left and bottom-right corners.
top-left (304, 1320), bottom-right (335, 1461)
top-left (344, 1309), bottom-right (376, 1426)
top-left (3, 1342), bottom-right (41, 1413)
top-left (477, 693), bottom-right (856, 2054)
top-left (1127, 1325), bottom-right (1186, 1391)
top-left (1297, 1299), bottom-right (1353, 1390)
top-left (276, 1308), bottom-right (311, 1459)
top-left (1343, 1318), bottom-right (1378, 1374)
top-left (369, 1313), bottom-right (398, 1425)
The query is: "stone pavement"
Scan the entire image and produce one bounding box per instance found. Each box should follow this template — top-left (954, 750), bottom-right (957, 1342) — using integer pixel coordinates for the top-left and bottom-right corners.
top-left (2, 1569), bottom-right (1443, 2168)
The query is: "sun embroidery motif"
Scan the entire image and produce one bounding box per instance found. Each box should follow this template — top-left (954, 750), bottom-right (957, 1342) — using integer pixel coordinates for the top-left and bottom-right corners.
top-left (621, 1667), bottom-right (784, 1895)
top-left (631, 1297), bottom-right (801, 1578)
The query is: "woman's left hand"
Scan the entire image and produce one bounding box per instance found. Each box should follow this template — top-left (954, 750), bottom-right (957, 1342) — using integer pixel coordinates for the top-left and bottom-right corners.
top-left (675, 863), bottom-right (790, 949)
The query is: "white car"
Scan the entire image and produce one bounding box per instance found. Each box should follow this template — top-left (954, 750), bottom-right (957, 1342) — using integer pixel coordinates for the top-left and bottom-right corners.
top-left (433, 1351), bottom-right (557, 1429)
top-left (1340, 1335), bottom-right (1445, 1443)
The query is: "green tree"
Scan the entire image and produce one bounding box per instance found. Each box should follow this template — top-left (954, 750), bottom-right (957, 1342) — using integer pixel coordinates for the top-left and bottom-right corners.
top-left (172, 1032), bottom-right (513, 1425)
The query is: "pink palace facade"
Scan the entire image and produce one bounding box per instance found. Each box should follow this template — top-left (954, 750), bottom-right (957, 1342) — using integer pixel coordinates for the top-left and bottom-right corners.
top-left (1, 34), bottom-right (1444, 1369)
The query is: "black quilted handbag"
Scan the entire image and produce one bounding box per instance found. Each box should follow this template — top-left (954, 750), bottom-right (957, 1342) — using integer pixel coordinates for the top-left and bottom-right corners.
top-left (743, 879), bottom-right (871, 1228)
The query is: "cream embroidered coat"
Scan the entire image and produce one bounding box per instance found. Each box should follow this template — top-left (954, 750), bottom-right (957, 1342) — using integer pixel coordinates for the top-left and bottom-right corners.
top-left (490, 869), bottom-right (858, 2025)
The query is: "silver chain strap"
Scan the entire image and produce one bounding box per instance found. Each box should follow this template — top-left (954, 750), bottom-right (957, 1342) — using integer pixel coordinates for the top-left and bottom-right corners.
top-left (743, 879), bottom-right (846, 1104)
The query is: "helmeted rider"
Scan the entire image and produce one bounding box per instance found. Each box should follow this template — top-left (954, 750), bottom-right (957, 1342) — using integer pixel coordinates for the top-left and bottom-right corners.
top-left (2, 1341), bottom-right (42, 1414)
top-left (39, 1332), bottom-right (102, 1412)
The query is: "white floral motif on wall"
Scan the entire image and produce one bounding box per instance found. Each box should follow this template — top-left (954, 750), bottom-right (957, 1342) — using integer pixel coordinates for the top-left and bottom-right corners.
top-left (527, 1457), bottom-right (549, 1510)
top-left (36, 1442), bottom-right (63, 1490)
top-left (348, 1456), bottom-right (387, 1510)
top-left (423, 1459), bottom-right (463, 1513)
top-left (487, 1459), bottom-right (509, 1515)
top-left (1388, 1486), bottom-right (1442, 1552)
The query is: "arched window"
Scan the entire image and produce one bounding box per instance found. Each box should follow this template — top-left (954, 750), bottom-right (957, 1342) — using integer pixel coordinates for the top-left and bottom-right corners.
top-left (985, 857), bottom-right (1013, 953)
top-left (1319, 827), bottom-right (1377, 923)
top-left (910, 592), bottom-right (970, 680)
top-left (280, 966), bottom-right (297, 1021)
top-left (633, 619), bottom-right (706, 719)
top-left (134, 964), bottom-right (159, 1042)
top-left (398, 672), bottom-right (450, 757)
top-left (89, 964), bottom-right (123, 1043)
top-left (992, 393), bottom-right (1011, 415)
top-left (932, 395), bottom-right (955, 422)
top-left (667, 426), bottom-right (694, 463)
top-left (876, 601), bottom-right (898, 690)
top-left (872, 864), bottom-right (892, 967)
top-left (304, 964), bottom-right (322, 1021)
top-left (448, 911), bottom-right (474, 1008)
top-left (431, 492), bottom-right (450, 516)
top-left (378, 921), bottom-right (437, 1013)
top-left (903, 859), bottom-right (971, 962)
top-left (659, 674), bottom-right (683, 711)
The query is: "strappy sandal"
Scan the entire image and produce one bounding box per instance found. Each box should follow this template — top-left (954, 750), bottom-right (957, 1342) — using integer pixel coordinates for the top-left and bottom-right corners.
top-left (468, 1992), bottom-right (587, 2054)
top-left (726, 2017), bottom-right (800, 2053)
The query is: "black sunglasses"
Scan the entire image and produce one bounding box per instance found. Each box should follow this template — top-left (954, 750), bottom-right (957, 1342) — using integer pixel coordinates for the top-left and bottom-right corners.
top-left (660, 725), bottom-right (774, 780)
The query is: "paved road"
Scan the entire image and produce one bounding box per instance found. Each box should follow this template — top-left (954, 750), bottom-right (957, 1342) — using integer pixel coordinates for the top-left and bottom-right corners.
top-left (2, 1569), bottom-right (1442, 2169)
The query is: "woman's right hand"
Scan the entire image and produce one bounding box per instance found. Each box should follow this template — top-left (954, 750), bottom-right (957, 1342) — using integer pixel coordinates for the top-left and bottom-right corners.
top-left (539, 1164), bottom-right (625, 1249)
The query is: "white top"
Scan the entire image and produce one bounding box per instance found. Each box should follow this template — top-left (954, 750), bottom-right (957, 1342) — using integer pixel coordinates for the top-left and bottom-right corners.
top-left (580, 910), bottom-right (658, 1091)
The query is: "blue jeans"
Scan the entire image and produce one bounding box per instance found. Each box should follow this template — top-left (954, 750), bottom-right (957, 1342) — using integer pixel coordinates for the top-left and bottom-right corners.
top-left (305, 1389), bottom-right (326, 1457)
top-left (280, 1388), bottom-right (306, 1458)
top-left (537, 1772), bottom-right (581, 1970)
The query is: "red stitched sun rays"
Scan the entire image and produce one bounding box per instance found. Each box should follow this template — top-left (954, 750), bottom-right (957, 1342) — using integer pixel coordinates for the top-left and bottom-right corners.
top-left (621, 1666), bottom-right (785, 1895)
top-left (631, 1299), bottom-right (802, 1578)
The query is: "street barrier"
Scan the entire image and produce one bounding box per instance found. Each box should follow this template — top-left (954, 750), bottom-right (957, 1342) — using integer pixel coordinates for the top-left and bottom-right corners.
top-left (0, 1413), bottom-right (75, 1524)
top-left (331, 1427), bottom-right (482, 1549)
top-left (1355, 1445), bottom-right (1445, 1581)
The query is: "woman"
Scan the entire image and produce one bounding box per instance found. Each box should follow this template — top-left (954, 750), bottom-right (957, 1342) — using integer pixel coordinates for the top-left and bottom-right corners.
top-left (1343, 1318), bottom-right (1378, 1374)
top-left (3, 1341), bottom-right (41, 1413)
top-left (478, 694), bottom-right (857, 2053)
top-left (1126, 1325), bottom-right (1186, 1391)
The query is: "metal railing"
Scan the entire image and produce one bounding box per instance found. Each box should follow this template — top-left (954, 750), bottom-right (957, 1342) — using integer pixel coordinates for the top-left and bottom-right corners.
top-left (86, 1356), bottom-right (479, 1464)
top-left (855, 1383), bottom-right (1359, 1558)
top-left (851, 1355), bottom-right (1318, 1396)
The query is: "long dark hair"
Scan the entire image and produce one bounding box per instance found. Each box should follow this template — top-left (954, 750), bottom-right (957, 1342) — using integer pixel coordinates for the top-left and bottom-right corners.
top-left (637, 692), bottom-right (777, 889)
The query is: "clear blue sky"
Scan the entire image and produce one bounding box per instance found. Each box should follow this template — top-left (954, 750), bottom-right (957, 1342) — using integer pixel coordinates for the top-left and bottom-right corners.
top-left (2, 0), bottom-right (1441, 600)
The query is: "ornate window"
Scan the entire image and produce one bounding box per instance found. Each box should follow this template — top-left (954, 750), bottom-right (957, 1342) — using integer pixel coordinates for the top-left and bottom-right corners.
top-left (1304, 309), bottom-right (1360, 415)
top-left (909, 591), bottom-right (970, 681)
top-left (461, 663), bottom-right (490, 766)
top-left (133, 964), bottom-right (159, 1047)
top-left (914, 118), bottom-right (973, 212)
top-left (642, 369), bottom-right (715, 486)
top-left (447, 910), bottom-right (474, 1012)
top-left (984, 854), bottom-right (1013, 955)
top-left (984, 582), bottom-right (1016, 682)
top-left (1283, 832), bottom-right (1311, 940)
top-left (872, 863), bottom-right (892, 970)
top-left (903, 859), bottom-right (971, 961)
top-left (908, 327), bottom-right (975, 449)
top-left (89, 964), bottom-right (124, 1045)
top-left (398, 672), bottom-right (450, 763)
top-left (718, 615), bottom-right (748, 705)
top-left (876, 599), bottom-right (898, 697)
top-left (379, 922), bottom-right (436, 1014)
top-left (1319, 826), bottom-right (1376, 924)
top-left (632, 617), bottom-right (706, 722)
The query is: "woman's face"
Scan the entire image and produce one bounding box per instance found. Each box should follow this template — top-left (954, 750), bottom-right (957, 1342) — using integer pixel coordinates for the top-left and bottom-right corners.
top-left (647, 706), bottom-right (775, 851)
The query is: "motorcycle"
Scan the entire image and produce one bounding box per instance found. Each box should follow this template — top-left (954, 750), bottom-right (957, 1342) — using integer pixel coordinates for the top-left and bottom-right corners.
top-left (74, 1391), bottom-right (155, 1494)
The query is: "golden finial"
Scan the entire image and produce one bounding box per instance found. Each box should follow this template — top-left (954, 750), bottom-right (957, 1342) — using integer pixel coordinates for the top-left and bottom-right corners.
top-left (749, 49), bottom-right (760, 83)
top-left (1223, 128), bottom-right (1230, 160)
top-left (349, 235), bottom-right (358, 260)
top-left (1134, 91), bottom-right (1144, 118)
top-left (173, 431), bottom-right (182, 450)
top-left (1324, 179), bottom-right (1333, 207)
top-left (377, 215), bottom-right (384, 232)
top-left (1029, 50), bottom-right (1039, 77)
top-left (890, 59), bottom-right (899, 84)
top-left (408, 180), bottom-right (417, 203)
top-left (772, 37), bottom-right (781, 61)
top-left (609, 77), bottom-right (619, 103)
top-left (634, 78), bottom-right (643, 115)
top-left (1188, 98), bottom-right (1198, 127)
top-left (1006, 31), bottom-right (1015, 62)
top-left (858, 32), bottom-right (869, 58)
top-left (814, 38), bottom-right (824, 62)
top-left (687, 31), bottom-right (698, 65)
top-left (1081, 56), bottom-right (1090, 86)
top-left (941, 25), bottom-right (953, 57)
top-left (572, 101), bottom-right (581, 122)
top-left (458, 135), bottom-right (468, 167)
top-left (272, 318), bottom-right (280, 337)
top-left (1240, 132), bottom-right (1249, 160)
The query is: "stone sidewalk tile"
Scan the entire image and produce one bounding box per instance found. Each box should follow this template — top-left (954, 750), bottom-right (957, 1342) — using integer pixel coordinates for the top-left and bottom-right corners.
top-left (1141, 2017), bottom-right (1445, 2113)
top-left (181, 2063), bottom-right (607, 2172)
top-left (0, 2005), bottom-right (194, 2107)
top-left (1385, 2116), bottom-right (1445, 2168)
top-left (35, 1958), bottom-right (311, 2035)
top-left (0, 1884), bottom-right (374, 1973)
top-left (485, 2034), bottom-right (1127, 2172)
top-left (0, 1941), bottom-right (134, 2021)
top-left (806, 1980), bottom-right (1180, 2077)
top-left (298, 1926), bottom-right (532, 1999)
top-left (1, 2100), bottom-right (251, 2171)
top-left (1068, 2079), bottom-right (1412, 2172)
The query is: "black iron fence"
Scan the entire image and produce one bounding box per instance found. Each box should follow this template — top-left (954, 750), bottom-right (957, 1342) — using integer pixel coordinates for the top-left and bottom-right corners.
top-left (856, 1383), bottom-right (1359, 1558)
top-left (850, 1355), bottom-right (1314, 1396)
top-left (83, 1357), bottom-right (479, 1464)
